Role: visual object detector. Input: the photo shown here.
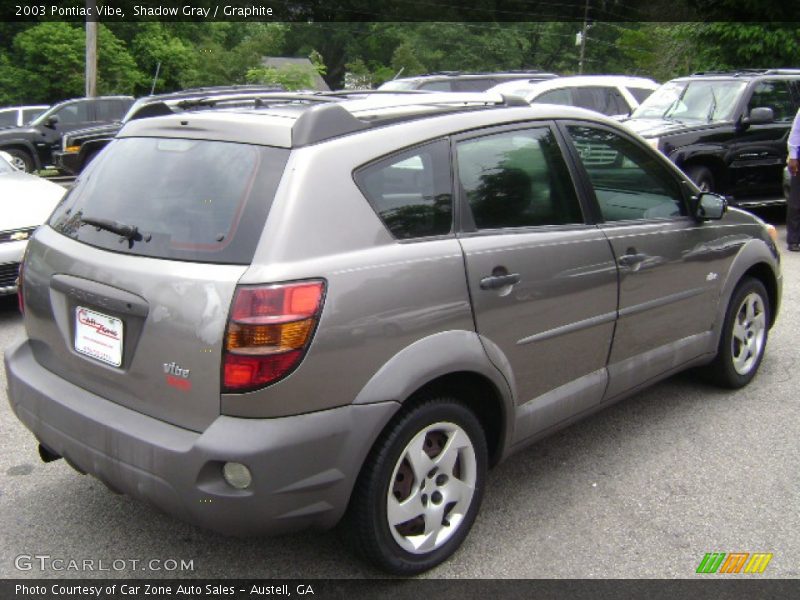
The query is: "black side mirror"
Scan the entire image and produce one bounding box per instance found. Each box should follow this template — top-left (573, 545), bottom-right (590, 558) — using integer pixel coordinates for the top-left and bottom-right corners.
top-left (44, 115), bottom-right (59, 129)
top-left (693, 192), bottom-right (727, 221)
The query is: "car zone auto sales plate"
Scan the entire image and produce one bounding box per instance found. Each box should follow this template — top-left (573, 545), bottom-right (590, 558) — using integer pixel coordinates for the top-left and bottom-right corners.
top-left (74, 306), bottom-right (123, 367)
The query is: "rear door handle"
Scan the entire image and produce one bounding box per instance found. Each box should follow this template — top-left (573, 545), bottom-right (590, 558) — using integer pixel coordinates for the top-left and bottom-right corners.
top-left (480, 273), bottom-right (521, 290)
top-left (618, 253), bottom-right (648, 267)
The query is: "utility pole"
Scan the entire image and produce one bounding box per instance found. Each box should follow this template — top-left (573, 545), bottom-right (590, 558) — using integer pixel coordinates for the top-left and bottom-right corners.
top-left (85, 0), bottom-right (97, 97)
top-left (578, 0), bottom-right (589, 75)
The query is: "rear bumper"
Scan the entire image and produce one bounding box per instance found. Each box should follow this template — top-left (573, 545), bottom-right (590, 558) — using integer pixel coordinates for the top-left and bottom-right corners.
top-left (4, 338), bottom-right (397, 536)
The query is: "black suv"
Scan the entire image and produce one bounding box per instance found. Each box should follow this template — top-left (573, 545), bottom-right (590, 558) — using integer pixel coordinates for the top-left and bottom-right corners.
top-left (624, 69), bottom-right (800, 207)
top-left (0, 96), bottom-right (133, 172)
top-left (378, 70), bottom-right (558, 92)
top-left (55, 85), bottom-right (284, 175)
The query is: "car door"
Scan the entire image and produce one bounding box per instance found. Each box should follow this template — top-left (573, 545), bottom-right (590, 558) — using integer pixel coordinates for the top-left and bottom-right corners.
top-left (454, 123), bottom-right (619, 444)
top-left (728, 79), bottom-right (797, 199)
top-left (560, 121), bottom-right (731, 398)
top-left (36, 101), bottom-right (95, 165)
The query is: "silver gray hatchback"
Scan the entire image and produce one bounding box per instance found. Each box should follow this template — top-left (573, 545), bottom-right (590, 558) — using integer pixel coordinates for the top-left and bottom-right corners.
top-left (4, 92), bottom-right (781, 574)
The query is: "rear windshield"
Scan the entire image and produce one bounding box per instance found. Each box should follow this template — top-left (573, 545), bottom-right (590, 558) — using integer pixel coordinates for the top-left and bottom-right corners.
top-left (49, 137), bottom-right (289, 264)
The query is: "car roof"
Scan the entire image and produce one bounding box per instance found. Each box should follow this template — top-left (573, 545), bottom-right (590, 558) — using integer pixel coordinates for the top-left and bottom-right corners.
top-left (488, 75), bottom-right (659, 97)
top-left (674, 69), bottom-right (800, 81)
top-left (118, 91), bottom-right (614, 149)
top-left (0, 104), bottom-right (49, 111)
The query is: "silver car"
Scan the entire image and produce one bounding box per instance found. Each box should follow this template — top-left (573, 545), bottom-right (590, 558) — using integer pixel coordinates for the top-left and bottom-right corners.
top-left (0, 151), bottom-right (65, 296)
top-left (4, 92), bottom-right (781, 574)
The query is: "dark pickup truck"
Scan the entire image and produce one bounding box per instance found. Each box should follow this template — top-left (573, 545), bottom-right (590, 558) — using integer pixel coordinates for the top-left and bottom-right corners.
top-left (623, 69), bottom-right (800, 207)
top-left (55, 85), bottom-right (285, 175)
top-left (0, 96), bottom-right (133, 172)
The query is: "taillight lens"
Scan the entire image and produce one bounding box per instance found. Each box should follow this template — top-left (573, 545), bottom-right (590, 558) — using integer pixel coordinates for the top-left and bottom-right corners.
top-left (222, 280), bottom-right (325, 392)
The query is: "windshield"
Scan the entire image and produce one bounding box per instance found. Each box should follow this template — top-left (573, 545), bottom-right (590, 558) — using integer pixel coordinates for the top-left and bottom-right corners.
top-left (50, 137), bottom-right (289, 264)
top-left (631, 80), bottom-right (747, 122)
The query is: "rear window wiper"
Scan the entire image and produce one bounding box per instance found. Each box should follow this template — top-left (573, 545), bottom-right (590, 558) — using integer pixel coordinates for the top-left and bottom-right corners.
top-left (80, 216), bottom-right (150, 245)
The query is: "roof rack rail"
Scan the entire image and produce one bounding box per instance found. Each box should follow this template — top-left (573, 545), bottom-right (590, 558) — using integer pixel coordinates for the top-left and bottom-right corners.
top-left (763, 68), bottom-right (800, 75)
top-left (174, 92), bottom-right (335, 110)
top-left (127, 92), bottom-right (338, 122)
top-left (691, 68), bottom-right (800, 77)
top-left (291, 92), bottom-right (532, 147)
top-left (323, 89), bottom-right (434, 97)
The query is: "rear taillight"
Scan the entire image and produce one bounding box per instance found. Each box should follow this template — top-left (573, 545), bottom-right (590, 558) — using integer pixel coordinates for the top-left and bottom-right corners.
top-left (222, 280), bottom-right (326, 392)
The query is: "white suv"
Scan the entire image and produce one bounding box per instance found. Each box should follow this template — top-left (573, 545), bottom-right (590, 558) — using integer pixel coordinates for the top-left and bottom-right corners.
top-left (488, 75), bottom-right (659, 117)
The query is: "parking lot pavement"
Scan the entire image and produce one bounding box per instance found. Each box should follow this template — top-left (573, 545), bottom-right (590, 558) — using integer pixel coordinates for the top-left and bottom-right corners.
top-left (1, 217), bottom-right (797, 579)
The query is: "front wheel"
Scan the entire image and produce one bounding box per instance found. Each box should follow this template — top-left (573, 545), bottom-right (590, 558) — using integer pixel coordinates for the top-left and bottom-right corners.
top-left (4, 148), bottom-right (34, 172)
top-left (349, 398), bottom-right (487, 575)
top-left (703, 278), bottom-right (770, 388)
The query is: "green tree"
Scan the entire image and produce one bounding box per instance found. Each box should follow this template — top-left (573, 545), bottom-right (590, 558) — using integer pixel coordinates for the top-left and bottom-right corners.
top-left (0, 22), bottom-right (139, 104)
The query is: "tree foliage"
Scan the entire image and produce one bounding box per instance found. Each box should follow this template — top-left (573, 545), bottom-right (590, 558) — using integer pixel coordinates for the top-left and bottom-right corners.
top-left (1, 20), bottom-right (799, 105)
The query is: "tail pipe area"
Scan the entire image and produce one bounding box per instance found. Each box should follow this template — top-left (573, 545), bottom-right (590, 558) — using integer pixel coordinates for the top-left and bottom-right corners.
top-left (38, 443), bottom-right (62, 463)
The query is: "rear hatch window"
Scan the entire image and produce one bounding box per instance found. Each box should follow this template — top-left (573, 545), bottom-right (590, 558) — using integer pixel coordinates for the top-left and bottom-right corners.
top-left (50, 137), bottom-right (289, 264)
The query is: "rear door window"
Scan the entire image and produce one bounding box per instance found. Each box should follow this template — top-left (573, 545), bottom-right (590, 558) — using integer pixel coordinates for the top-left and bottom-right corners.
top-left (354, 139), bottom-right (452, 239)
top-left (456, 127), bottom-right (584, 229)
top-left (572, 87), bottom-right (627, 115)
top-left (534, 88), bottom-right (573, 106)
top-left (418, 81), bottom-right (454, 92)
top-left (96, 99), bottom-right (128, 121)
top-left (50, 137), bottom-right (289, 264)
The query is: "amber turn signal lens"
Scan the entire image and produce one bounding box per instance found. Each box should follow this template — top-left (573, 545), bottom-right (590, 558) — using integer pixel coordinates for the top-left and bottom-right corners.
top-left (226, 319), bottom-right (314, 354)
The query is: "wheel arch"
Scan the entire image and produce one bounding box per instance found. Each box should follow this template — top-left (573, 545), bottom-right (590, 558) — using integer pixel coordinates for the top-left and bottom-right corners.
top-left (681, 156), bottom-right (728, 192)
top-left (0, 140), bottom-right (41, 170)
top-left (714, 240), bottom-right (781, 351)
top-left (739, 262), bottom-right (780, 329)
top-left (353, 330), bottom-right (515, 467)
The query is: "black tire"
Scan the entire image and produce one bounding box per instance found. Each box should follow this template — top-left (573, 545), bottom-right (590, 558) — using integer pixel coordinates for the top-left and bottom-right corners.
top-left (703, 277), bottom-right (770, 389)
top-left (686, 165), bottom-right (715, 193)
top-left (349, 397), bottom-right (488, 575)
top-left (4, 148), bottom-right (34, 172)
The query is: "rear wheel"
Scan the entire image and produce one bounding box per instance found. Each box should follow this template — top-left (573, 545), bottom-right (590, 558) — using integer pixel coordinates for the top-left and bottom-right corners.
top-left (686, 165), bottom-right (715, 193)
top-left (350, 398), bottom-right (487, 575)
top-left (5, 148), bottom-right (34, 172)
top-left (703, 278), bottom-right (769, 388)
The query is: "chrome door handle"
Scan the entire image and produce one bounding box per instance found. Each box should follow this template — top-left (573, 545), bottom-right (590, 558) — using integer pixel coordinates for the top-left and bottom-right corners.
top-left (480, 273), bottom-right (521, 290)
top-left (618, 253), bottom-right (648, 267)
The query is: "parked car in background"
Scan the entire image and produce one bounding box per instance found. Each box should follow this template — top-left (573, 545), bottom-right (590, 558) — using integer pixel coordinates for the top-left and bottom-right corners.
top-left (5, 92), bottom-right (780, 575)
top-left (55, 85), bottom-right (284, 175)
top-left (488, 75), bottom-right (659, 117)
top-left (0, 151), bottom-right (65, 296)
top-left (0, 95), bottom-right (134, 172)
top-left (378, 70), bottom-right (558, 92)
top-left (623, 69), bottom-right (800, 207)
top-left (0, 105), bottom-right (49, 129)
